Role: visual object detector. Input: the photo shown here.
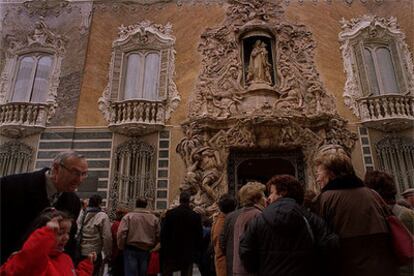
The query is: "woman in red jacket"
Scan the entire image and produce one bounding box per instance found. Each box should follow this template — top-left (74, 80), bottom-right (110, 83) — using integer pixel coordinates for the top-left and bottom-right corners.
top-left (0, 208), bottom-right (96, 276)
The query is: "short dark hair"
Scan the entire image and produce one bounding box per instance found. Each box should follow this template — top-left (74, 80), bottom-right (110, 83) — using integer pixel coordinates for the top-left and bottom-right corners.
top-left (218, 194), bottom-right (237, 214)
top-left (179, 191), bottom-right (191, 204)
top-left (267, 174), bottom-right (304, 204)
top-left (135, 197), bottom-right (148, 208)
top-left (364, 170), bottom-right (396, 204)
top-left (89, 194), bottom-right (102, 207)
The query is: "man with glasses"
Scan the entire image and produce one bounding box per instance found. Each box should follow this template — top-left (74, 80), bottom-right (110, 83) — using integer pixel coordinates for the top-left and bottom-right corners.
top-left (0, 151), bottom-right (89, 264)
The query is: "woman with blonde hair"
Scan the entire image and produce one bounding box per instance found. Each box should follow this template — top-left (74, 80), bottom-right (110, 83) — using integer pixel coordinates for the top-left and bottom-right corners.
top-left (222, 181), bottom-right (266, 276)
top-left (314, 145), bottom-right (398, 276)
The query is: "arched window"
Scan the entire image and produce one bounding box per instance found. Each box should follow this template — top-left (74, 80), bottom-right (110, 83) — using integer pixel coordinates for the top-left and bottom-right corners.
top-left (0, 141), bottom-right (33, 176)
top-left (122, 52), bottom-right (160, 100)
top-left (11, 53), bottom-right (53, 103)
top-left (111, 140), bottom-right (155, 209)
top-left (361, 45), bottom-right (399, 95)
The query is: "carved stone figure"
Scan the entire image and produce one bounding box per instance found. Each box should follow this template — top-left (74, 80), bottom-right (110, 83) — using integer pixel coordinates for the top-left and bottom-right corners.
top-left (247, 40), bottom-right (272, 85)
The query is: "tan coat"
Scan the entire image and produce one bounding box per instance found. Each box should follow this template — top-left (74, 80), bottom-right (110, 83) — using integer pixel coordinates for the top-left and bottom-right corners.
top-left (316, 175), bottom-right (398, 276)
top-left (80, 211), bottom-right (112, 257)
top-left (211, 212), bottom-right (227, 276)
top-left (117, 208), bottom-right (160, 251)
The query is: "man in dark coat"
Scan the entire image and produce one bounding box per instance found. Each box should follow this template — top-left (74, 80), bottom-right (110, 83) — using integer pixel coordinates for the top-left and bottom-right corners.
top-left (160, 191), bottom-right (203, 276)
top-left (0, 151), bottom-right (88, 264)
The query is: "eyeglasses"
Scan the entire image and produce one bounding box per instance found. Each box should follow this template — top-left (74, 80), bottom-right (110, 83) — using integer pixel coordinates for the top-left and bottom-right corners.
top-left (60, 163), bottom-right (88, 178)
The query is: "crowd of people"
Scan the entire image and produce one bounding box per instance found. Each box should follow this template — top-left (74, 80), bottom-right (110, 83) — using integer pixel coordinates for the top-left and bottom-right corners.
top-left (1, 148), bottom-right (413, 276)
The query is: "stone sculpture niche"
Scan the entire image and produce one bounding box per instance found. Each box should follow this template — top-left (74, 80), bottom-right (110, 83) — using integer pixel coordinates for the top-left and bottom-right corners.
top-left (242, 32), bottom-right (275, 88)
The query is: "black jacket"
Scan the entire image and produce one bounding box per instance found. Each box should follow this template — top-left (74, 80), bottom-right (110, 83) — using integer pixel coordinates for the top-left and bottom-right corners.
top-left (239, 198), bottom-right (338, 276)
top-left (0, 168), bottom-right (81, 264)
top-left (160, 204), bottom-right (203, 269)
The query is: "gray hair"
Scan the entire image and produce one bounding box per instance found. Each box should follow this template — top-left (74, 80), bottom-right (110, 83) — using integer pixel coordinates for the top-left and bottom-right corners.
top-left (52, 151), bottom-right (85, 165)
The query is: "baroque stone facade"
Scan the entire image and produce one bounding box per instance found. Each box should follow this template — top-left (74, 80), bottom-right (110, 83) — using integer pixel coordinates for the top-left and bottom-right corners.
top-left (177, 0), bottom-right (357, 212)
top-left (1, 0), bottom-right (412, 211)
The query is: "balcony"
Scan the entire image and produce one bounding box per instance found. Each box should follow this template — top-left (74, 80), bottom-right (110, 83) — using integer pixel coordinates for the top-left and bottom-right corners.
top-left (0, 102), bottom-right (50, 138)
top-left (357, 94), bottom-right (414, 131)
top-left (108, 99), bottom-right (166, 136)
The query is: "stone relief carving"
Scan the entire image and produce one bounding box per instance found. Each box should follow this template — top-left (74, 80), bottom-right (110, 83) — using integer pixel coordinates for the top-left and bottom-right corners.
top-left (339, 15), bottom-right (414, 118)
top-left (0, 20), bottom-right (66, 123)
top-left (99, 20), bottom-right (180, 135)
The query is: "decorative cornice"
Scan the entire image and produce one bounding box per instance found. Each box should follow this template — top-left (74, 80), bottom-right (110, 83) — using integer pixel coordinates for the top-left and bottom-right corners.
top-left (116, 20), bottom-right (173, 46)
top-left (5, 19), bottom-right (66, 56)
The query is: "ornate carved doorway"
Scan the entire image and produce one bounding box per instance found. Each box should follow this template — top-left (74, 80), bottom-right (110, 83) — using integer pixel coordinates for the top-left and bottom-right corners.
top-left (227, 150), bottom-right (305, 196)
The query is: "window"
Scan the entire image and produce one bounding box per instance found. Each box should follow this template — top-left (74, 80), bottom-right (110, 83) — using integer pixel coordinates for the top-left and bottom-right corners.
top-left (0, 141), bottom-right (33, 176)
top-left (123, 52), bottom-right (160, 100)
top-left (376, 136), bottom-right (414, 195)
top-left (0, 20), bottom-right (65, 138)
top-left (111, 140), bottom-right (155, 209)
top-left (11, 54), bottom-right (53, 103)
top-left (358, 44), bottom-right (399, 96)
top-left (99, 21), bottom-right (180, 126)
top-left (339, 16), bottom-right (414, 118)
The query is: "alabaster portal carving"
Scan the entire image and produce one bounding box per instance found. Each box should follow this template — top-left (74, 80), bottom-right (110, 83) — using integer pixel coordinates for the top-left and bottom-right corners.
top-left (177, 0), bottom-right (357, 213)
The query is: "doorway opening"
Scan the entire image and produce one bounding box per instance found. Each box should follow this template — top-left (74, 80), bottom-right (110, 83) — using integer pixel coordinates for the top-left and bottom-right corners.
top-left (227, 149), bottom-right (305, 196)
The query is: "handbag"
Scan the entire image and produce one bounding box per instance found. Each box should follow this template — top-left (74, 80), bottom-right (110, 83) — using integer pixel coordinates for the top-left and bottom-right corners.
top-left (371, 189), bottom-right (414, 265)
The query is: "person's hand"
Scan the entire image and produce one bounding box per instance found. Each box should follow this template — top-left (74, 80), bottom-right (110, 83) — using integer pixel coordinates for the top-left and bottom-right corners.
top-left (46, 216), bottom-right (62, 233)
top-left (88, 252), bottom-right (97, 263)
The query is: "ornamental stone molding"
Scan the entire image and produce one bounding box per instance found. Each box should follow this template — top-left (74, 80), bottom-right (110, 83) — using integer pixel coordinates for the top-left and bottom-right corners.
top-left (0, 20), bottom-right (66, 138)
top-left (339, 15), bottom-right (414, 120)
top-left (176, 0), bottom-right (357, 213)
top-left (99, 20), bottom-right (181, 136)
